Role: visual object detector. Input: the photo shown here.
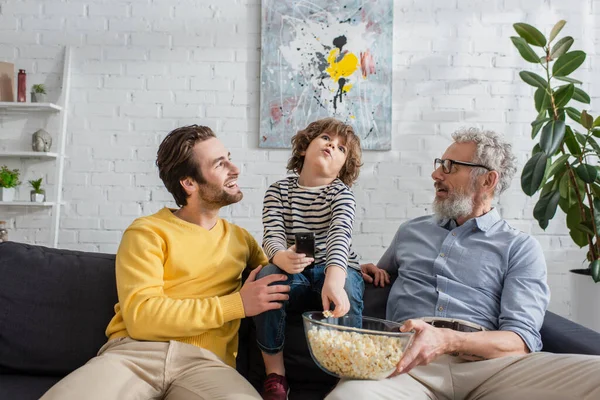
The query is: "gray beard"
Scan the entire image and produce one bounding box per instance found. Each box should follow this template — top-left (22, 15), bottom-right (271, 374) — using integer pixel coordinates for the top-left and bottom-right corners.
top-left (433, 191), bottom-right (474, 222)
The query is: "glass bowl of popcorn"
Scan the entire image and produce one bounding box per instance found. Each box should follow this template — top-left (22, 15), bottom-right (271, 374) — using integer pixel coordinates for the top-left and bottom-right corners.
top-left (302, 311), bottom-right (414, 380)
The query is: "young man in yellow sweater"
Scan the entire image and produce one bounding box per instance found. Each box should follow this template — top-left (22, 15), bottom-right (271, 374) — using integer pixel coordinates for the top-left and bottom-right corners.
top-left (42, 125), bottom-right (291, 400)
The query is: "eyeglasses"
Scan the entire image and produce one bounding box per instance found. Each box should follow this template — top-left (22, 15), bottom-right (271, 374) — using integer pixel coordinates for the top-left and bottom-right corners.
top-left (434, 158), bottom-right (493, 174)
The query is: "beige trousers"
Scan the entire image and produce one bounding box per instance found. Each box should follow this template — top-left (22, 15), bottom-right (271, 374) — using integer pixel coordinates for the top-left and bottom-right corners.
top-left (41, 337), bottom-right (261, 400)
top-left (326, 352), bottom-right (600, 400)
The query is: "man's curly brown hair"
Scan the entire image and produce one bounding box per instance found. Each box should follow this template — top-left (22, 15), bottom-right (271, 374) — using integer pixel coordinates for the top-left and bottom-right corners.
top-left (287, 118), bottom-right (363, 187)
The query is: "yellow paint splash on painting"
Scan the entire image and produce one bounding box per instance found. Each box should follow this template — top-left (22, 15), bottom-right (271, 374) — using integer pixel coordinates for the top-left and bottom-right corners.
top-left (326, 49), bottom-right (358, 92)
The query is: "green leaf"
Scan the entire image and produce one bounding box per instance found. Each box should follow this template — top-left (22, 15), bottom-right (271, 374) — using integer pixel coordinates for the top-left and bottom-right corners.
top-left (567, 204), bottom-right (591, 247)
top-left (514, 23), bottom-right (547, 47)
top-left (554, 84), bottom-right (575, 108)
top-left (572, 87), bottom-right (591, 104)
top-left (587, 136), bottom-right (600, 154)
top-left (519, 71), bottom-right (548, 89)
top-left (577, 222), bottom-right (596, 236)
top-left (546, 154), bottom-right (570, 179)
top-left (564, 126), bottom-right (582, 156)
top-left (531, 117), bottom-right (551, 139)
top-left (592, 184), bottom-right (600, 198)
top-left (565, 107), bottom-right (581, 123)
top-left (521, 152), bottom-right (548, 196)
top-left (511, 36), bottom-right (543, 63)
top-left (549, 20), bottom-right (566, 43)
top-left (550, 36), bottom-right (574, 60)
top-left (594, 116), bottom-right (600, 128)
top-left (576, 163), bottom-right (598, 183)
top-left (593, 198), bottom-right (600, 237)
top-left (559, 170), bottom-right (570, 198)
top-left (540, 120), bottom-right (566, 155)
top-left (591, 260), bottom-right (600, 283)
top-left (533, 189), bottom-right (561, 230)
top-left (555, 76), bottom-right (583, 84)
top-left (581, 110), bottom-right (593, 129)
top-left (575, 131), bottom-right (589, 147)
top-left (534, 87), bottom-right (552, 112)
top-left (553, 50), bottom-right (586, 77)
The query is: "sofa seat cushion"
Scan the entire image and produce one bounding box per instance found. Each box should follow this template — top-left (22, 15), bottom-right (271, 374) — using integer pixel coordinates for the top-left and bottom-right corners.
top-left (0, 242), bottom-right (118, 375)
top-left (0, 374), bottom-right (61, 400)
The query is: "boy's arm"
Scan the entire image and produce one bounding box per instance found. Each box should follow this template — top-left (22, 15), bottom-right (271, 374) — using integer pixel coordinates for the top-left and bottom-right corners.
top-left (325, 189), bottom-right (356, 274)
top-left (116, 226), bottom-right (245, 340)
top-left (262, 183), bottom-right (289, 261)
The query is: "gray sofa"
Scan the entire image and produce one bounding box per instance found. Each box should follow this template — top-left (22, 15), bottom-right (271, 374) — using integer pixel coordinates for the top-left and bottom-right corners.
top-left (1, 241), bottom-right (599, 400)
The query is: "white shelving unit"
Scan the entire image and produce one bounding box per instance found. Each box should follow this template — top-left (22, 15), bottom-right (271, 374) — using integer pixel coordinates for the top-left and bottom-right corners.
top-left (0, 47), bottom-right (72, 248)
top-left (0, 102), bottom-right (63, 112)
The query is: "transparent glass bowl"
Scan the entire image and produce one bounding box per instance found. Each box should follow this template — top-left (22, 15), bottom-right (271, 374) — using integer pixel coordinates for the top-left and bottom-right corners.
top-left (302, 311), bottom-right (414, 380)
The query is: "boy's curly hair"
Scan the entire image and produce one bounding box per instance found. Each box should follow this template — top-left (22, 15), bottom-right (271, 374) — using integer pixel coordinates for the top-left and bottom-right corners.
top-left (287, 118), bottom-right (363, 187)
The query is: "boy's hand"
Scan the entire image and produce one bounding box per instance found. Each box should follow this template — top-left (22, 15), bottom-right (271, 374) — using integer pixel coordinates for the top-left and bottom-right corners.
top-left (321, 266), bottom-right (349, 318)
top-left (272, 245), bottom-right (314, 274)
top-left (361, 263), bottom-right (391, 287)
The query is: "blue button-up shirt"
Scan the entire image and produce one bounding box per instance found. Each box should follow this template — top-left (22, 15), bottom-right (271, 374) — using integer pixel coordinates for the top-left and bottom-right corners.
top-left (384, 208), bottom-right (550, 352)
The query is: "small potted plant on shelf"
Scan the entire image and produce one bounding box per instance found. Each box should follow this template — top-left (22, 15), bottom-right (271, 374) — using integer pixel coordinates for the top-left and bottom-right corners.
top-left (0, 166), bottom-right (21, 202)
top-left (29, 178), bottom-right (45, 202)
top-left (31, 84), bottom-right (47, 103)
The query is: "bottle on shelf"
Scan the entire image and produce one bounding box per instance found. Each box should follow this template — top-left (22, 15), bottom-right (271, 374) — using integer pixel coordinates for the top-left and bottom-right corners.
top-left (0, 221), bottom-right (8, 242)
top-left (17, 69), bottom-right (27, 102)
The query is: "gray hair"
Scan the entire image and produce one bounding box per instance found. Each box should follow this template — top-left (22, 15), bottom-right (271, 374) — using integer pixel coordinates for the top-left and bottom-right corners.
top-left (452, 128), bottom-right (518, 197)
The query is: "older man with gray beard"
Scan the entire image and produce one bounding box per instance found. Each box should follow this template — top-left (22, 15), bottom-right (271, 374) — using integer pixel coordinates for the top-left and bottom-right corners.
top-left (326, 128), bottom-right (600, 400)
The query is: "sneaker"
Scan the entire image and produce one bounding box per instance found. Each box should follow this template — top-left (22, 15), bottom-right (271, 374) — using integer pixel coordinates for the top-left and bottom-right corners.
top-left (261, 373), bottom-right (289, 400)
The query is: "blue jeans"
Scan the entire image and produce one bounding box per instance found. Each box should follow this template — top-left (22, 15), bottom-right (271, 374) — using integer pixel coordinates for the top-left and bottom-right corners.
top-left (253, 263), bottom-right (365, 355)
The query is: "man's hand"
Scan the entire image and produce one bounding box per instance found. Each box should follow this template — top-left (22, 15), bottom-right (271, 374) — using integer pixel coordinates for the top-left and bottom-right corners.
top-left (389, 319), bottom-right (455, 377)
top-left (361, 263), bottom-right (391, 287)
top-left (239, 265), bottom-right (290, 317)
top-left (272, 245), bottom-right (314, 274)
top-left (321, 266), bottom-right (350, 318)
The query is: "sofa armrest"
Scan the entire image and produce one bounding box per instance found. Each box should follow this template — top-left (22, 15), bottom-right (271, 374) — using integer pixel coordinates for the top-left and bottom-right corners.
top-left (541, 311), bottom-right (600, 355)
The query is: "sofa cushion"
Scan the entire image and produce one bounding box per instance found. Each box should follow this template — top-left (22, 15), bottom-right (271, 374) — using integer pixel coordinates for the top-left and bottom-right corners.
top-left (0, 242), bottom-right (118, 375)
top-left (0, 374), bottom-right (61, 400)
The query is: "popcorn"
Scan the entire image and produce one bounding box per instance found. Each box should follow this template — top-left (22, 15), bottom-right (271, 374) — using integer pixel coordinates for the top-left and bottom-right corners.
top-left (306, 325), bottom-right (406, 380)
top-left (322, 310), bottom-right (334, 318)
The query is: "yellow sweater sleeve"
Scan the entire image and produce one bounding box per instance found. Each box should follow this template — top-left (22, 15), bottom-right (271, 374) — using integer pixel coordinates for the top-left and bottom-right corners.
top-left (246, 229), bottom-right (269, 269)
top-left (116, 225), bottom-right (245, 340)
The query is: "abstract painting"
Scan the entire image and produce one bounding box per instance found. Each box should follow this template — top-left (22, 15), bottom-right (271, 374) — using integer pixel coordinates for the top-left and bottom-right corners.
top-left (259, 0), bottom-right (393, 150)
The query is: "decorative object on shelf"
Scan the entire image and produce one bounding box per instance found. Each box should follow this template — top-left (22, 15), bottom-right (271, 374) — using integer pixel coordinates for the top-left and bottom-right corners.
top-left (0, 61), bottom-right (15, 102)
top-left (31, 84), bottom-right (47, 103)
top-left (29, 178), bottom-right (45, 202)
top-left (0, 220), bottom-right (8, 242)
top-left (17, 69), bottom-right (26, 103)
top-left (32, 129), bottom-right (53, 152)
top-left (259, 0), bottom-right (393, 150)
top-left (0, 165), bottom-right (20, 202)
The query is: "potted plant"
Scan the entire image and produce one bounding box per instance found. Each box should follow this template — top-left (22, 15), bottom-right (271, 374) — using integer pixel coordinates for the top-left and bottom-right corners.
top-left (31, 83), bottom-right (47, 103)
top-left (29, 178), bottom-right (45, 202)
top-left (0, 165), bottom-right (20, 202)
top-left (511, 20), bottom-right (600, 330)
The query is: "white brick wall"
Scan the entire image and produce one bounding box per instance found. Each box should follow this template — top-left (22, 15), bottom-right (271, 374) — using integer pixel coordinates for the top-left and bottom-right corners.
top-left (1, 0), bottom-right (599, 318)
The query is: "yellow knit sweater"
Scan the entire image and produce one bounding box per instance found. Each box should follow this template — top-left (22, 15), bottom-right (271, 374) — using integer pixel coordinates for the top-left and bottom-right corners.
top-left (105, 207), bottom-right (268, 367)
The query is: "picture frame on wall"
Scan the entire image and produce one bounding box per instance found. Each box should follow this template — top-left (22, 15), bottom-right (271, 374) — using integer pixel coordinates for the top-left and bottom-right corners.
top-left (259, 0), bottom-right (394, 150)
top-left (0, 61), bottom-right (15, 102)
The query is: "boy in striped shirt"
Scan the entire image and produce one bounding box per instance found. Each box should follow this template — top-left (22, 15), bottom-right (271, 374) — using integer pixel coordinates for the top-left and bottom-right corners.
top-left (253, 118), bottom-right (387, 399)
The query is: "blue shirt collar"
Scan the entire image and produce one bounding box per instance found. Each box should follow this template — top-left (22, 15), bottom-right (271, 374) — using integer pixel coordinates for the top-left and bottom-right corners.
top-left (436, 208), bottom-right (501, 232)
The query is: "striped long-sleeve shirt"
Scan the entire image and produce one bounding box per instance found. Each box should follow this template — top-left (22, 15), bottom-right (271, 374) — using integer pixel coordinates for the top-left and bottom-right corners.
top-left (262, 176), bottom-right (360, 272)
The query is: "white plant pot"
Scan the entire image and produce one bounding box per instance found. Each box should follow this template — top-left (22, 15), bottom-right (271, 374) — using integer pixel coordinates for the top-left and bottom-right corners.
top-left (0, 187), bottom-right (15, 202)
top-left (31, 192), bottom-right (45, 202)
top-left (570, 270), bottom-right (600, 333)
